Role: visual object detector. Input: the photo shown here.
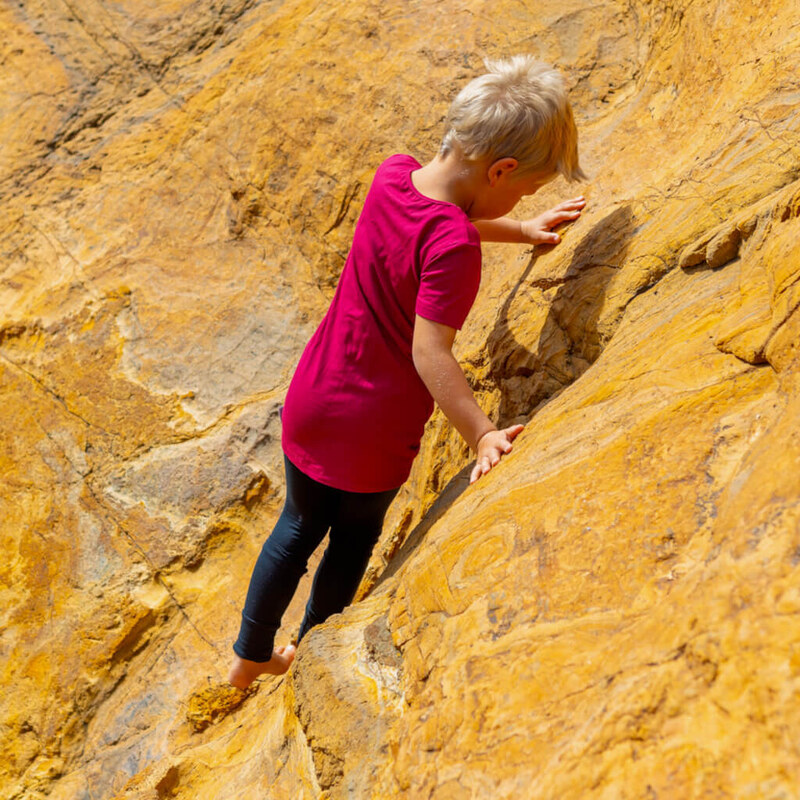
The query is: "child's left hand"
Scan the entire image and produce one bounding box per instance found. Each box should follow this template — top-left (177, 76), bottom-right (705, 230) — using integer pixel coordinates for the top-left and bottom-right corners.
top-left (470, 424), bottom-right (525, 484)
top-left (519, 196), bottom-right (586, 245)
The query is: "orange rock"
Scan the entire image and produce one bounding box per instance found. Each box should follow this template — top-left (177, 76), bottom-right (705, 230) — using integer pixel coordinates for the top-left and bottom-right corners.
top-left (2, 0), bottom-right (799, 798)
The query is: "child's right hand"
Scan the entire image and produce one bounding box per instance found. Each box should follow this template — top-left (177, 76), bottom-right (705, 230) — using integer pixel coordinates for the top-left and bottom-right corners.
top-left (519, 196), bottom-right (586, 245)
top-left (470, 424), bottom-right (525, 484)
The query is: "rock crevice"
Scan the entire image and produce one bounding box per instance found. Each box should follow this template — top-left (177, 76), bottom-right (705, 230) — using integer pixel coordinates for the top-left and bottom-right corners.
top-left (3, 0), bottom-right (800, 797)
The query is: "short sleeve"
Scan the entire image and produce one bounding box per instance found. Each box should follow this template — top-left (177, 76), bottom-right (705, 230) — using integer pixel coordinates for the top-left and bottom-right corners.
top-left (415, 244), bottom-right (482, 330)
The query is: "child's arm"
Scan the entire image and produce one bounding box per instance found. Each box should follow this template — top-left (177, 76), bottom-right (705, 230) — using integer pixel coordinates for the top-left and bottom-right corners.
top-left (412, 315), bottom-right (524, 484)
top-left (473, 196), bottom-right (586, 245)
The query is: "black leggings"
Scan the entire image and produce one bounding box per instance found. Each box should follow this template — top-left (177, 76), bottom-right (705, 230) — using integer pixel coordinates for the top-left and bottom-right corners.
top-left (233, 456), bottom-right (399, 662)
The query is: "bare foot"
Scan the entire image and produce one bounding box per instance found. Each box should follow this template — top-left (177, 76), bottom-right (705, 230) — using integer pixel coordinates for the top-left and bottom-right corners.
top-left (227, 644), bottom-right (297, 689)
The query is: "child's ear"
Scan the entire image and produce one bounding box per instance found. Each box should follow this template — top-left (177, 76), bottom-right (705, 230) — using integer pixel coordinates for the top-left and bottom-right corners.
top-left (487, 157), bottom-right (519, 185)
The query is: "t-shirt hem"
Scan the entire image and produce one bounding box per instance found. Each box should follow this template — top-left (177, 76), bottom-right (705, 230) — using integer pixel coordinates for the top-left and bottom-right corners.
top-left (282, 441), bottom-right (406, 494)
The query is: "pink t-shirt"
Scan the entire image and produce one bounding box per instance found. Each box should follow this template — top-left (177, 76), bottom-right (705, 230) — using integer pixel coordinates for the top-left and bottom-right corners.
top-left (281, 154), bottom-right (482, 492)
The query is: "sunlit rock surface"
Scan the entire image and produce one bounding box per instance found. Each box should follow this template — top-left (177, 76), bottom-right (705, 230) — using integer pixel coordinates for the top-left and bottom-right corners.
top-left (2, 0), bottom-right (799, 797)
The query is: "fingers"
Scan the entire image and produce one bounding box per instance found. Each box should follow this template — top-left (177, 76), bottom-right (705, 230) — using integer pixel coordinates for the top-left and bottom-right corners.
top-left (551, 197), bottom-right (586, 218)
top-left (470, 458), bottom-right (489, 484)
top-left (496, 426), bottom-right (522, 454)
top-left (558, 196), bottom-right (586, 209)
top-left (470, 425), bottom-right (525, 484)
top-left (470, 454), bottom-right (494, 484)
top-left (535, 200), bottom-right (585, 237)
top-left (505, 423), bottom-right (525, 440)
top-left (545, 208), bottom-right (583, 225)
top-left (520, 199), bottom-right (585, 245)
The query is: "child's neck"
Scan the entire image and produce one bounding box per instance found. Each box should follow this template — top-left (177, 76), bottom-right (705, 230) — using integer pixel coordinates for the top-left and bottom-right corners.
top-left (410, 152), bottom-right (483, 217)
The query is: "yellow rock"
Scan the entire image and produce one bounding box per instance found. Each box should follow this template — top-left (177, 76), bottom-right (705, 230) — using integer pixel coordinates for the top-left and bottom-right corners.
top-left (2, 0), bottom-right (799, 797)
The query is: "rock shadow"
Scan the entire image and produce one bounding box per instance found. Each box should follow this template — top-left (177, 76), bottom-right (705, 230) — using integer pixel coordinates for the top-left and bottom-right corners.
top-left (488, 204), bottom-right (636, 426)
top-left (371, 463), bottom-right (473, 590)
top-left (371, 205), bottom-right (637, 592)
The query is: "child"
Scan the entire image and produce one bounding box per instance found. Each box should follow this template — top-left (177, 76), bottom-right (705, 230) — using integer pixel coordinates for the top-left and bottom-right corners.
top-left (228, 55), bottom-right (586, 688)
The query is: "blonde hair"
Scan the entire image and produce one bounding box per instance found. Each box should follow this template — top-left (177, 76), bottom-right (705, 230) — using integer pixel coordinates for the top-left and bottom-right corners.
top-left (441, 55), bottom-right (586, 181)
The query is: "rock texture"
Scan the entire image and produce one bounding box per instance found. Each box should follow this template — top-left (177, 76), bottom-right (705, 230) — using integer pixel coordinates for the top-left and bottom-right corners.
top-left (2, 0), bottom-right (799, 798)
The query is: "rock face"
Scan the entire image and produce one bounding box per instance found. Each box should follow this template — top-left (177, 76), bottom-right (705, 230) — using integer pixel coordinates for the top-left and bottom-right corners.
top-left (2, 0), bottom-right (799, 797)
